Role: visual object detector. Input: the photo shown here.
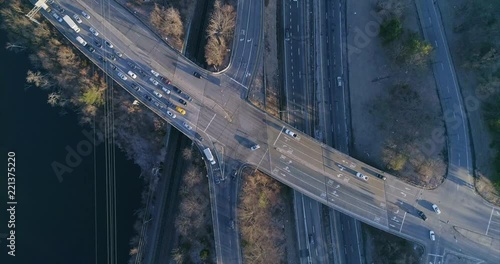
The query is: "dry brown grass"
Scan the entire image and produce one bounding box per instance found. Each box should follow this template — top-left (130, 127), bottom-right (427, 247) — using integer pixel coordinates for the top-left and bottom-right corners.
top-left (205, 0), bottom-right (236, 69)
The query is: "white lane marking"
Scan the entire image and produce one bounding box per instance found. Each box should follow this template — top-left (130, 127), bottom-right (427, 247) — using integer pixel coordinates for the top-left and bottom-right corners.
top-left (203, 114), bottom-right (216, 132)
top-left (486, 207), bottom-right (494, 235)
top-left (399, 212), bottom-right (407, 233)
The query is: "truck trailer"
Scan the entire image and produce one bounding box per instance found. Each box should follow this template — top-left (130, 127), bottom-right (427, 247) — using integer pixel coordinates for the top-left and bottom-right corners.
top-left (63, 15), bottom-right (80, 33)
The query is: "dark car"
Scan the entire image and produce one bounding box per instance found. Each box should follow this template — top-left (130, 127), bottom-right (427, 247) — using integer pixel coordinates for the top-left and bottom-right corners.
top-left (98, 56), bottom-right (105, 62)
top-left (178, 98), bottom-right (187, 106)
top-left (86, 45), bottom-right (95, 53)
top-left (131, 83), bottom-right (140, 91)
top-left (111, 64), bottom-right (117, 70)
top-left (160, 76), bottom-right (171, 85)
top-left (127, 62), bottom-right (137, 69)
top-left (375, 173), bottom-right (387, 181)
top-left (309, 235), bottom-right (314, 245)
top-left (144, 95), bottom-right (152, 101)
top-left (108, 54), bottom-right (116, 61)
top-left (182, 94), bottom-right (193, 102)
top-left (172, 86), bottom-right (182, 94)
top-left (137, 69), bottom-right (147, 77)
top-left (193, 71), bottom-right (202, 78)
top-left (94, 40), bottom-right (102, 48)
top-left (418, 210), bottom-right (427, 221)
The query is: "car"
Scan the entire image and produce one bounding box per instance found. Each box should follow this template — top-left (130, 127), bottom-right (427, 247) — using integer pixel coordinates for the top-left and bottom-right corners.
top-left (150, 69), bottom-right (160, 77)
top-left (429, 231), bottom-right (435, 241)
top-left (52, 13), bottom-right (63, 23)
top-left (143, 94), bottom-right (152, 101)
top-left (86, 45), bottom-right (95, 53)
top-left (81, 11), bottom-right (90, 19)
top-left (309, 234), bottom-right (314, 245)
top-left (98, 56), bottom-right (105, 62)
top-left (127, 71), bottom-right (137, 79)
top-left (110, 64), bottom-right (117, 70)
top-left (161, 86), bottom-right (171, 94)
top-left (54, 5), bottom-right (64, 13)
top-left (89, 27), bottom-right (99, 36)
top-left (182, 94), bottom-right (193, 102)
top-left (172, 86), bottom-right (182, 94)
top-left (153, 91), bottom-right (162, 98)
top-left (149, 77), bottom-right (159, 86)
top-left (93, 40), bottom-right (102, 48)
top-left (167, 111), bottom-right (176, 119)
top-left (251, 144), bottom-right (260, 151)
top-left (47, 0), bottom-right (54, 4)
top-left (284, 129), bottom-right (297, 138)
top-left (105, 40), bottom-right (113, 48)
top-left (138, 69), bottom-right (147, 77)
top-left (73, 14), bottom-right (82, 23)
top-left (375, 173), bottom-right (387, 180)
top-left (154, 101), bottom-right (160, 107)
top-left (418, 210), bottom-right (427, 221)
top-left (183, 122), bottom-right (192, 130)
top-left (178, 98), bottom-right (187, 105)
top-left (285, 28), bottom-right (291, 41)
top-left (127, 62), bottom-right (137, 69)
top-left (160, 76), bottom-right (171, 84)
top-left (196, 133), bottom-right (204, 142)
top-left (193, 71), bottom-right (202, 78)
top-left (108, 54), bottom-right (116, 61)
top-left (337, 76), bottom-right (342, 87)
top-left (117, 72), bottom-right (127, 80)
top-left (432, 204), bottom-right (441, 214)
top-left (131, 83), bottom-right (141, 91)
top-left (355, 172), bottom-right (369, 181)
top-left (229, 219), bottom-right (235, 230)
top-left (115, 51), bottom-right (123, 57)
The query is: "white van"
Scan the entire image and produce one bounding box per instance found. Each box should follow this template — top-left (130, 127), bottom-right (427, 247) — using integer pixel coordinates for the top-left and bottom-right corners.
top-left (203, 148), bottom-right (216, 165)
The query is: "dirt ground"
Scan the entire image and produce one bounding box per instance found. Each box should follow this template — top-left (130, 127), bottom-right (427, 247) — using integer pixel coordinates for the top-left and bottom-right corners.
top-left (346, 0), bottom-right (446, 187)
top-left (437, 0), bottom-right (500, 204)
top-left (248, 0), bottom-right (281, 118)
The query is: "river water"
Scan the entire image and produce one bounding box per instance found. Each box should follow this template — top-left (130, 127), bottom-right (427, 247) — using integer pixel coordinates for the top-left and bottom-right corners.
top-left (0, 30), bottom-right (142, 263)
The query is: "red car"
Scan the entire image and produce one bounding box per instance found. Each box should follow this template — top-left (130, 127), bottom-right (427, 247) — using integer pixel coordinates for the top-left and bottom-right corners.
top-left (160, 76), bottom-right (171, 85)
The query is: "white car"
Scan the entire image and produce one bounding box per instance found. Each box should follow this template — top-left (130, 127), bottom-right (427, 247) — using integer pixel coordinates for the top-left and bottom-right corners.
top-left (161, 86), bottom-right (171, 94)
top-left (356, 172), bottom-right (369, 181)
top-left (154, 101), bottom-right (160, 108)
top-left (81, 11), bottom-right (90, 19)
top-left (117, 72), bottom-right (127, 80)
top-left (429, 231), bottom-right (435, 241)
top-left (150, 69), bottom-right (160, 77)
top-left (73, 14), bottom-right (82, 23)
top-left (153, 91), bottom-right (162, 98)
top-left (432, 204), bottom-right (441, 214)
top-left (284, 129), bottom-right (297, 138)
top-left (167, 111), bottom-right (176, 119)
top-left (149, 77), bottom-right (159, 86)
top-left (183, 122), bottom-right (192, 130)
top-left (251, 145), bottom-right (260, 151)
top-left (337, 76), bottom-right (342, 87)
top-left (89, 27), bottom-right (99, 36)
top-left (127, 71), bottom-right (137, 79)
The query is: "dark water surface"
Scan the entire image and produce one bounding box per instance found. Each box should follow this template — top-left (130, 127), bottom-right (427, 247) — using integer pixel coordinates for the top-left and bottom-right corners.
top-left (0, 30), bottom-right (142, 264)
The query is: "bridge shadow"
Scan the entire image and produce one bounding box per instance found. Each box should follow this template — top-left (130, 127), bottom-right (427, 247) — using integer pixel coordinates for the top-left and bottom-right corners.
top-left (234, 134), bottom-right (255, 149)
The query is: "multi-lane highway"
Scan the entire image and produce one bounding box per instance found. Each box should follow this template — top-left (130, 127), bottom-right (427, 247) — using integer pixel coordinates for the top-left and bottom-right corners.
top-left (35, 0), bottom-right (500, 263)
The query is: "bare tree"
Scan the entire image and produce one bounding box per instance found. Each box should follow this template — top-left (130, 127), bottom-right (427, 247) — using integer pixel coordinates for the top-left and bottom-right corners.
top-left (47, 92), bottom-right (61, 106)
top-left (5, 42), bottom-right (26, 52)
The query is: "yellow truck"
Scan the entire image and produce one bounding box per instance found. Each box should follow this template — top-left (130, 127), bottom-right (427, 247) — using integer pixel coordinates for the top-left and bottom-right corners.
top-left (175, 106), bottom-right (186, 115)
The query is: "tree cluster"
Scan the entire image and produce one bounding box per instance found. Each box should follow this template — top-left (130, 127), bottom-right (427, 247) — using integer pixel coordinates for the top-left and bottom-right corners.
top-left (238, 169), bottom-right (286, 263)
top-left (205, 0), bottom-right (236, 69)
top-left (150, 4), bottom-right (184, 49)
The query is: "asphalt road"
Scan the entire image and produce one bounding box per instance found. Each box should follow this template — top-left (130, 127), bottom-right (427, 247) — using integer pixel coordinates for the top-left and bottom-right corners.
top-left (38, 0), bottom-right (500, 263)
